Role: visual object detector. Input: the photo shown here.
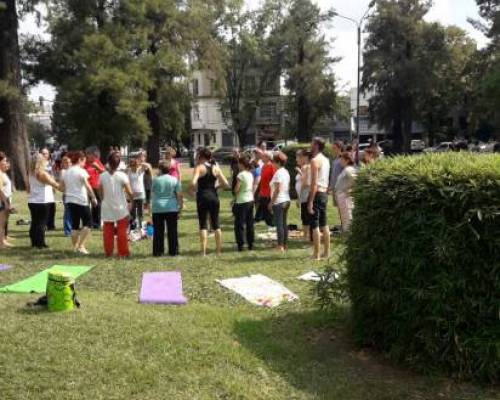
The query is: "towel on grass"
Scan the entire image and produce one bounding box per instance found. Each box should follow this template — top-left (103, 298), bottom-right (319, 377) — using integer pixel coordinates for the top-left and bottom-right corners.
top-left (217, 274), bottom-right (298, 308)
top-left (0, 265), bottom-right (94, 294)
top-left (139, 272), bottom-right (187, 305)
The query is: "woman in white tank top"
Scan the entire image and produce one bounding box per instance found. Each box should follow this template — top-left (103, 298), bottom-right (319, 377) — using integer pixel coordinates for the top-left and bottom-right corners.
top-left (27, 155), bottom-right (60, 249)
top-left (0, 153), bottom-right (12, 250)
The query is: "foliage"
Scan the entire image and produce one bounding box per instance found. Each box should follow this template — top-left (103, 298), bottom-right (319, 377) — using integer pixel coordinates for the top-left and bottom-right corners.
top-left (419, 26), bottom-right (477, 144)
top-left (220, 0), bottom-right (285, 147)
top-left (279, 0), bottom-right (339, 142)
top-left (25, 0), bottom-right (224, 154)
top-left (343, 153), bottom-right (500, 382)
top-left (363, 0), bottom-right (446, 153)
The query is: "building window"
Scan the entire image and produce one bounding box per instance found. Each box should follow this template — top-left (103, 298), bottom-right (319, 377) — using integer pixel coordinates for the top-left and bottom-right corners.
top-left (193, 79), bottom-right (199, 97)
top-left (259, 101), bottom-right (277, 119)
top-left (192, 105), bottom-right (200, 121)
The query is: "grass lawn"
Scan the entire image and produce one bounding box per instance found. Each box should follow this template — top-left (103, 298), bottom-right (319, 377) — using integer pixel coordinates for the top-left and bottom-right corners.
top-left (0, 167), bottom-right (497, 400)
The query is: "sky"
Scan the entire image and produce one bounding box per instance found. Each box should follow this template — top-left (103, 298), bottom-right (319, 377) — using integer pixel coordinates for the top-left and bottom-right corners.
top-left (21, 0), bottom-right (487, 101)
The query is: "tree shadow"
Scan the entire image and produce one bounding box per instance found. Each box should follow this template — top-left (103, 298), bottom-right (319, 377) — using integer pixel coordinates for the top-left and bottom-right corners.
top-left (232, 310), bottom-right (451, 399)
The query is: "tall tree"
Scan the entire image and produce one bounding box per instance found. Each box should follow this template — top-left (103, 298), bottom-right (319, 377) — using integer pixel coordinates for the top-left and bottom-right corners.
top-left (419, 26), bottom-right (477, 144)
top-left (278, 0), bottom-right (338, 142)
top-left (221, 0), bottom-right (285, 147)
top-left (363, 0), bottom-right (439, 153)
top-left (0, 0), bottom-right (31, 189)
top-left (27, 0), bottom-right (225, 163)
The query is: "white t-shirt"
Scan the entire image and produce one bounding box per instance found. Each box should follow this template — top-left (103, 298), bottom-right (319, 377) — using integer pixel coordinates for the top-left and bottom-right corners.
top-left (270, 167), bottom-right (291, 205)
top-left (63, 166), bottom-right (90, 206)
top-left (100, 171), bottom-right (130, 222)
top-left (128, 169), bottom-right (145, 199)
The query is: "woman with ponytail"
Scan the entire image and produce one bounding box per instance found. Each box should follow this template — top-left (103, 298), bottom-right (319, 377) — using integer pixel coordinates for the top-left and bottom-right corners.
top-left (190, 147), bottom-right (229, 256)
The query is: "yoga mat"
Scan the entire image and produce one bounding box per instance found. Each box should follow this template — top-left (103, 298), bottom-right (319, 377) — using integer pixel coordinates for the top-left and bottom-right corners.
top-left (217, 274), bottom-right (298, 308)
top-left (0, 264), bottom-right (12, 271)
top-left (0, 265), bottom-right (94, 294)
top-left (139, 272), bottom-right (187, 305)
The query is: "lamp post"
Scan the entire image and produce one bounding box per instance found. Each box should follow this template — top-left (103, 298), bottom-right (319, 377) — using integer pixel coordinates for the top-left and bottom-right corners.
top-left (332, 5), bottom-right (373, 162)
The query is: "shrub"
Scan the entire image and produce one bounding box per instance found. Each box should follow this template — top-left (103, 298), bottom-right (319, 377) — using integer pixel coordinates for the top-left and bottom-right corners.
top-left (281, 143), bottom-right (335, 199)
top-left (345, 153), bottom-right (500, 382)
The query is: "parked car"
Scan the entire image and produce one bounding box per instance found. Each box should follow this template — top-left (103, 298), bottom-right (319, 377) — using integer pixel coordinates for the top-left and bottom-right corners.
top-left (424, 142), bottom-right (453, 153)
top-left (212, 146), bottom-right (236, 163)
top-left (411, 140), bottom-right (426, 152)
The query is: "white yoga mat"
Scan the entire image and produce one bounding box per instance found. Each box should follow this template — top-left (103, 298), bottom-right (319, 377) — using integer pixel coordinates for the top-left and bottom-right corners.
top-left (217, 274), bottom-right (298, 308)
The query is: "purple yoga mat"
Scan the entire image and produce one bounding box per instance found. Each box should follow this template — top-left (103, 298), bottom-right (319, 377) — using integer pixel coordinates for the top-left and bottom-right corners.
top-left (0, 264), bottom-right (12, 271)
top-left (139, 272), bottom-right (187, 305)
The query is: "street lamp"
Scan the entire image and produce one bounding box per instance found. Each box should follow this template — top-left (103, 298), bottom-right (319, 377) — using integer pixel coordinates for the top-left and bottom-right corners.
top-left (332, 4), bottom-right (374, 162)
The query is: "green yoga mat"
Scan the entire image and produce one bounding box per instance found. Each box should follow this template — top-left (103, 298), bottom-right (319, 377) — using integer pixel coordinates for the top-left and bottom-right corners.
top-left (0, 265), bottom-right (94, 294)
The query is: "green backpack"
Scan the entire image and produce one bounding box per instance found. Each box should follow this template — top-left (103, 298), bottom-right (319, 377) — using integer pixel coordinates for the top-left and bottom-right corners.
top-left (46, 271), bottom-right (79, 312)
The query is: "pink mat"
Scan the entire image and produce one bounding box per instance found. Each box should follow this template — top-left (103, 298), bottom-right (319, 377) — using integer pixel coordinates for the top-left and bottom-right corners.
top-left (139, 272), bottom-right (187, 305)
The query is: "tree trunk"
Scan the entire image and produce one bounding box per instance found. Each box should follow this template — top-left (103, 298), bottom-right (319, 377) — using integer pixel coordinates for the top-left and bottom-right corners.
top-left (297, 93), bottom-right (310, 143)
top-left (146, 89), bottom-right (161, 167)
top-left (392, 108), bottom-right (403, 154)
top-left (0, 0), bottom-right (30, 190)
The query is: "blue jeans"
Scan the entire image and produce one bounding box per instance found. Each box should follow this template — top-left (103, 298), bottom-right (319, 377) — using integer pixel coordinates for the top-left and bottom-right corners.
top-left (63, 204), bottom-right (72, 236)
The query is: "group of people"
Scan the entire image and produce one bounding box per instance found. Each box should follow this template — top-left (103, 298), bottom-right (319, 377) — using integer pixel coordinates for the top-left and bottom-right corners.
top-left (0, 137), bottom-right (378, 259)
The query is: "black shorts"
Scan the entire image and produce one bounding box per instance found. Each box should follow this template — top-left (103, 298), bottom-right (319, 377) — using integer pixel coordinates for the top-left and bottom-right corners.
top-left (310, 192), bottom-right (328, 229)
top-left (145, 189), bottom-right (151, 204)
top-left (300, 202), bottom-right (311, 226)
top-left (197, 195), bottom-right (220, 231)
top-left (67, 203), bottom-right (92, 230)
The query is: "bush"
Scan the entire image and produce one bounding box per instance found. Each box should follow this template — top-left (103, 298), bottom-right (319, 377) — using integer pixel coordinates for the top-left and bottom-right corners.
top-left (281, 143), bottom-right (334, 199)
top-left (345, 153), bottom-right (500, 382)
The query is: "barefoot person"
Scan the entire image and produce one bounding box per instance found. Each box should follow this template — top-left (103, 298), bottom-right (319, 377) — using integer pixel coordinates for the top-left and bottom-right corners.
top-left (268, 152), bottom-right (291, 253)
top-left (308, 137), bottom-right (331, 261)
top-left (190, 147), bottom-right (229, 256)
top-left (60, 151), bottom-right (98, 254)
top-left (100, 152), bottom-right (133, 258)
top-left (27, 154), bottom-right (60, 249)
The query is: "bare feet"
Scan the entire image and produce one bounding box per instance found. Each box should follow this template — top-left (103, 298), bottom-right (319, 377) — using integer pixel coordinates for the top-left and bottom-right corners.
top-left (77, 247), bottom-right (89, 255)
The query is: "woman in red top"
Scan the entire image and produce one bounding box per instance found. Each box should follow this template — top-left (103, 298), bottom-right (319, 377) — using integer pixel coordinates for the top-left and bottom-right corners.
top-left (255, 151), bottom-right (276, 228)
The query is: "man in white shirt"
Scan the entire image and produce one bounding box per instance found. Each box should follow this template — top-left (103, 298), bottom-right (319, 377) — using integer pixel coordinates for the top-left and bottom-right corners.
top-left (308, 137), bottom-right (331, 261)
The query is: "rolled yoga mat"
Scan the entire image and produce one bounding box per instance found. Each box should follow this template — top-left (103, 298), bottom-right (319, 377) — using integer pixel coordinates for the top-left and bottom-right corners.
top-left (0, 265), bottom-right (94, 294)
top-left (139, 272), bottom-right (187, 305)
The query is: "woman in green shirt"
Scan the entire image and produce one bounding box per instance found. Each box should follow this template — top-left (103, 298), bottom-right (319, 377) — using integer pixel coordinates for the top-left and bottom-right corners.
top-left (151, 161), bottom-right (184, 257)
top-left (233, 155), bottom-right (255, 251)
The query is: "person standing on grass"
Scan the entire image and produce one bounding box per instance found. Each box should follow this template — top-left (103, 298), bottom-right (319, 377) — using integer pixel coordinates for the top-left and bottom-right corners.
top-left (308, 137), bottom-right (331, 261)
top-left (100, 152), bottom-right (133, 258)
top-left (268, 152), bottom-right (291, 253)
top-left (1, 157), bottom-right (13, 244)
top-left (329, 141), bottom-right (345, 231)
top-left (295, 149), bottom-right (312, 241)
top-left (40, 148), bottom-right (56, 231)
top-left (152, 161), bottom-right (184, 257)
top-left (127, 156), bottom-right (152, 230)
top-left (190, 147), bottom-right (229, 256)
top-left (163, 147), bottom-right (182, 181)
top-left (138, 151), bottom-right (152, 213)
top-left (233, 155), bottom-right (255, 252)
top-left (59, 155), bottom-right (73, 236)
top-left (335, 152), bottom-right (358, 233)
top-left (27, 154), bottom-right (60, 249)
top-left (230, 148), bottom-right (241, 195)
top-left (85, 147), bottom-right (106, 229)
top-left (255, 151), bottom-right (276, 229)
top-left (60, 151), bottom-right (98, 255)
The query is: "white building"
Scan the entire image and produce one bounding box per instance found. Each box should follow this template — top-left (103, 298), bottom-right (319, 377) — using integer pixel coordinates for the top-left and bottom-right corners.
top-left (190, 71), bottom-right (235, 149)
top-left (28, 101), bottom-right (53, 130)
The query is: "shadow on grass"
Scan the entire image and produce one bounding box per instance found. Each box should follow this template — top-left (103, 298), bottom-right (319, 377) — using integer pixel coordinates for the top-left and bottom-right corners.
top-left (233, 309), bottom-right (357, 398)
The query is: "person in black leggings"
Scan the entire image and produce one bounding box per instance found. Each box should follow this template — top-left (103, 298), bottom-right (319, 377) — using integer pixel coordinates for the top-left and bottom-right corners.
top-left (190, 147), bottom-right (229, 256)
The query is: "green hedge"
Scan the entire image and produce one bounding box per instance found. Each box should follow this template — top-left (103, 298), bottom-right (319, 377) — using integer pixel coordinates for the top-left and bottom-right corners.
top-left (345, 153), bottom-right (500, 382)
top-left (281, 144), bottom-right (334, 199)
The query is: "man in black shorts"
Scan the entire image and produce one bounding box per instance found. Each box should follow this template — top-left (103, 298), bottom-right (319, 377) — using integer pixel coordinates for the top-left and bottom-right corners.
top-left (308, 137), bottom-right (331, 261)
